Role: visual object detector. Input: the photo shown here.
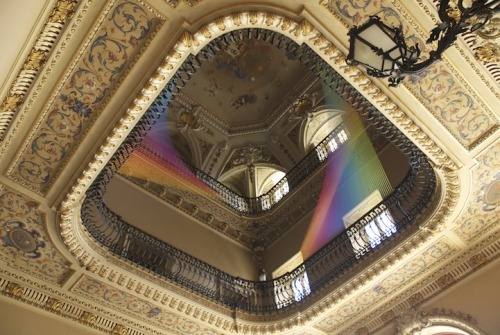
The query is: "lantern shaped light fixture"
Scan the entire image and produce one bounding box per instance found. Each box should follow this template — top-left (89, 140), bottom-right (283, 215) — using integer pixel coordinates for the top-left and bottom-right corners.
top-left (347, 0), bottom-right (500, 87)
top-left (347, 16), bottom-right (420, 86)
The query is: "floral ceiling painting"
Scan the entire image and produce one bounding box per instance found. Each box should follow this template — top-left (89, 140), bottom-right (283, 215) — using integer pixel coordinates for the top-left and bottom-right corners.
top-left (321, 0), bottom-right (498, 148)
top-left (9, 0), bottom-right (163, 194)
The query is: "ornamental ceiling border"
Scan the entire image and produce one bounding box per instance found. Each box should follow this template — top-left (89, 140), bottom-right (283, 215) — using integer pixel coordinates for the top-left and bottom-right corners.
top-left (164, 0), bottom-right (204, 8)
top-left (318, 142), bottom-right (500, 334)
top-left (6, 0), bottom-right (165, 195)
top-left (320, 0), bottom-right (499, 151)
top-left (57, 9), bottom-right (465, 333)
top-left (0, 183), bottom-right (74, 286)
top-left (0, 0), bottom-right (81, 143)
top-left (0, 270), bottom-right (228, 335)
top-left (3, 233), bottom-right (498, 335)
top-left (414, 0), bottom-right (500, 92)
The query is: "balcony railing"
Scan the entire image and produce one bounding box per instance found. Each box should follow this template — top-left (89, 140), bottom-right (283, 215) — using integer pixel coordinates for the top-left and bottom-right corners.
top-left (174, 123), bottom-right (350, 215)
top-left (82, 139), bottom-right (435, 313)
top-left (80, 29), bottom-right (437, 314)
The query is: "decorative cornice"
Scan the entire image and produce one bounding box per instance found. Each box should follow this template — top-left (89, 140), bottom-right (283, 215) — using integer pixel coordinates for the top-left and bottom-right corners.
top-left (321, 0), bottom-right (498, 150)
top-left (6, 0), bottom-right (165, 195)
top-left (6, 226), bottom-right (499, 335)
top-left (163, 0), bottom-right (204, 8)
top-left (415, 0), bottom-right (500, 90)
top-left (395, 307), bottom-right (486, 335)
top-left (0, 271), bottom-right (167, 335)
top-left (0, 0), bottom-right (80, 142)
top-left (406, 1), bottom-right (500, 150)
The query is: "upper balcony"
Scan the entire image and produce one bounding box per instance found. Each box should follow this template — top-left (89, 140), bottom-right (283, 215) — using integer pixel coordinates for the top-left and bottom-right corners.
top-left (80, 28), bottom-right (437, 317)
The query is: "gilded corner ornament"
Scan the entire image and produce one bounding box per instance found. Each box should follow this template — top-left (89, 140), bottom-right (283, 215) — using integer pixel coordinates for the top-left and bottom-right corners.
top-left (184, 0), bottom-right (201, 6)
top-left (4, 282), bottom-right (24, 298)
top-left (80, 311), bottom-right (97, 325)
top-left (475, 43), bottom-right (500, 63)
top-left (46, 297), bottom-right (63, 312)
top-left (112, 324), bottom-right (128, 335)
top-left (49, 0), bottom-right (78, 23)
top-left (23, 50), bottom-right (47, 71)
top-left (0, 94), bottom-right (23, 112)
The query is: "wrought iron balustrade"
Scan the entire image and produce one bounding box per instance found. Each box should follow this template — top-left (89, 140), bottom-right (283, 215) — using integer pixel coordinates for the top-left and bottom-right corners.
top-left (80, 28), bottom-right (437, 314)
top-left (176, 123), bottom-right (349, 215)
top-left (82, 141), bottom-right (435, 313)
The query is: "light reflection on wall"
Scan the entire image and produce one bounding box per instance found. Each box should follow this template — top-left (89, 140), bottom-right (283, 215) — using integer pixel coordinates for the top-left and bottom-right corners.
top-left (119, 94), bottom-right (394, 262)
top-left (301, 111), bottom-right (393, 259)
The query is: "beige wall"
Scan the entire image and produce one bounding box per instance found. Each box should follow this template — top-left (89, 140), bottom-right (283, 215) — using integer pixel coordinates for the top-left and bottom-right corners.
top-left (424, 258), bottom-right (500, 334)
top-left (265, 211), bottom-right (313, 275)
top-left (104, 176), bottom-right (258, 279)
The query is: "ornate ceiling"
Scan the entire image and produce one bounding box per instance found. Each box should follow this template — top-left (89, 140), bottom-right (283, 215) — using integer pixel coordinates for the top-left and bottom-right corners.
top-left (0, 1), bottom-right (499, 335)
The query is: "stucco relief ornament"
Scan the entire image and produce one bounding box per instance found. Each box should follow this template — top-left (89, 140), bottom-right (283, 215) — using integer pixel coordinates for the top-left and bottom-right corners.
top-left (1, 220), bottom-right (45, 258)
top-left (231, 144), bottom-right (271, 167)
top-left (395, 308), bottom-right (485, 335)
top-left (474, 17), bottom-right (500, 63)
top-left (172, 106), bottom-right (207, 133)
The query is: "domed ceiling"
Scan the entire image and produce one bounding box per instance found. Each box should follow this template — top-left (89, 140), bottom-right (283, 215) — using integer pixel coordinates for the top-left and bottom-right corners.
top-left (107, 28), bottom-right (408, 255)
top-left (127, 30), bottom-right (336, 199)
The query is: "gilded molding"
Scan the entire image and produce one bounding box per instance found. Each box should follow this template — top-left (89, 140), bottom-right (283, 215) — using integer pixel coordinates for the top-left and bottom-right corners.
top-left (394, 0), bottom-right (498, 150)
top-left (321, 0), bottom-right (499, 149)
top-left (4, 282), bottom-right (24, 298)
top-left (163, 0), bottom-right (204, 7)
top-left (58, 10), bottom-right (460, 334)
top-left (7, 0), bottom-right (165, 195)
top-left (80, 311), bottom-right (97, 325)
top-left (0, 0), bottom-right (80, 141)
top-left (0, 271), bottom-right (161, 335)
top-left (112, 324), bottom-right (128, 335)
top-left (0, 1), bottom-right (93, 160)
top-left (46, 297), bottom-right (63, 312)
top-left (72, 275), bottom-right (234, 334)
top-left (417, 0), bottom-right (500, 85)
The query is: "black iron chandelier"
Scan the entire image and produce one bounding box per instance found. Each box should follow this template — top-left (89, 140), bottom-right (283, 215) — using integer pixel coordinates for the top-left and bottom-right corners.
top-left (347, 0), bottom-right (499, 86)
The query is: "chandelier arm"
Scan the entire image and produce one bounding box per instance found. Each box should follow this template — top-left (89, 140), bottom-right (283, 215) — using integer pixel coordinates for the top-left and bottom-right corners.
top-left (439, 0), bottom-right (453, 23)
top-left (398, 57), bottom-right (437, 74)
top-left (347, 0), bottom-right (499, 86)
